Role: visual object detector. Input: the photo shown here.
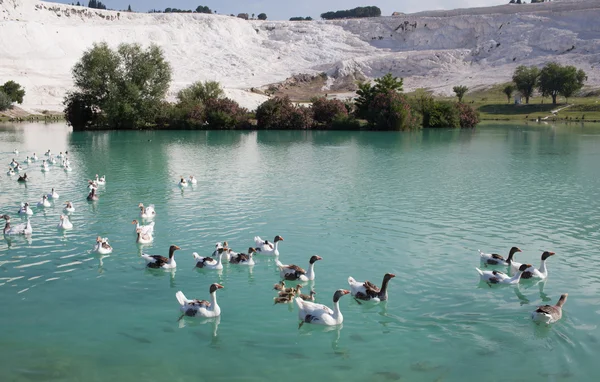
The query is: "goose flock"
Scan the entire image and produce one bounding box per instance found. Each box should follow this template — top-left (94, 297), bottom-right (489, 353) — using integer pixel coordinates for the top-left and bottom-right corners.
top-left (4, 148), bottom-right (569, 331)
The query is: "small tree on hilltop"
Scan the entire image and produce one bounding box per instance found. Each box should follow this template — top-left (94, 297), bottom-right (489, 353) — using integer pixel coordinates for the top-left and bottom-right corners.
top-left (512, 65), bottom-right (540, 104)
top-left (1, 81), bottom-right (26, 104)
top-left (503, 84), bottom-right (515, 104)
top-left (257, 13), bottom-right (267, 20)
top-left (453, 85), bottom-right (468, 103)
top-left (538, 62), bottom-right (587, 104)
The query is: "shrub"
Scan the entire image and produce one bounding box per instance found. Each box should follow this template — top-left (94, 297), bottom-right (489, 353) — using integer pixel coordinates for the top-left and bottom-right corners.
top-left (1, 81), bottom-right (25, 104)
top-left (425, 101), bottom-right (460, 128)
top-left (0, 90), bottom-right (11, 111)
top-left (311, 97), bottom-right (348, 125)
top-left (456, 102), bottom-right (479, 128)
top-left (289, 106), bottom-right (314, 130)
top-left (204, 97), bottom-right (249, 129)
top-left (256, 96), bottom-right (313, 129)
top-left (330, 115), bottom-right (362, 130)
top-left (177, 81), bottom-right (224, 106)
top-left (367, 91), bottom-right (417, 130)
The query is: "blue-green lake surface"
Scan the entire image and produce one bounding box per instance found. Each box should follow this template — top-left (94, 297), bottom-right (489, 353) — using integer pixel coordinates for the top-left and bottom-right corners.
top-left (1, 122), bottom-right (600, 381)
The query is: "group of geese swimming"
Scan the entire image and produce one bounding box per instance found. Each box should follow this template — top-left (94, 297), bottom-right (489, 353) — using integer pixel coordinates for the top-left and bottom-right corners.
top-left (8, 149), bottom-right (73, 179)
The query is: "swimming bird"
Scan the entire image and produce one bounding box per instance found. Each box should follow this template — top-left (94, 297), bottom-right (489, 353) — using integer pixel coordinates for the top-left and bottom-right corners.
top-left (37, 195), bottom-right (52, 208)
top-left (64, 164), bottom-right (72, 172)
top-left (87, 187), bottom-right (99, 201)
top-left (63, 201), bottom-right (75, 213)
top-left (142, 245), bottom-right (180, 269)
top-left (475, 264), bottom-right (530, 285)
top-left (275, 255), bottom-right (322, 281)
top-left (18, 202), bottom-right (33, 215)
top-left (531, 293), bottom-right (568, 324)
top-left (189, 175), bottom-right (197, 184)
top-left (193, 247), bottom-right (227, 270)
top-left (347, 273), bottom-right (396, 302)
top-left (296, 289), bottom-right (350, 327)
top-left (273, 280), bottom-right (286, 291)
top-left (47, 188), bottom-right (60, 200)
top-left (9, 158), bottom-right (18, 167)
top-left (24, 156), bottom-right (31, 164)
top-left (132, 219), bottom-right (154, 236)
top-left (95, 174), bottom-right (106, 185)
top-left (254, 235), bottom-right (284, 256)
top-left (299, 290), bottom-right (316, 302)
top-left (135, 228), bottom-right (153, 244)
top-left (13, 149), bottom-right (19, 155)
top-left (17, 173), bottom-right (28, 182)
top-left (7, 167), bottom-right (15, 176)
top-left (512, 251), bottom-right (555, 280)
top-left (274, 295), bottom-right (294, 305)
top-left (229, 247), bottom-right (257, 265)
top-left (139, 203), bottom-right (156, 219)
top-left (479, 247), bottom-right (521, 266)
top-left (93, 237), bottom-right (113, 254)
top-left (31, 153), bottom-right (38, 161)
top-left (40, 160), bottom-right (50, 172)
top-left (2, 215), bottom-right (32, 235)
top-left (57, 215), bottom-right (73, 230)
top-left (176, 283), bottom-right (224, 318)
top-left (279, 284), bottom-right (302, 297)
top-left (179, 177), bottom-right (188, 188)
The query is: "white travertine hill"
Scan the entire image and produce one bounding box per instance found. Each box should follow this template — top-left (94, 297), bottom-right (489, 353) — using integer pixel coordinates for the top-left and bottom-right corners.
top-left (1, 0), bottom-right (599, 112)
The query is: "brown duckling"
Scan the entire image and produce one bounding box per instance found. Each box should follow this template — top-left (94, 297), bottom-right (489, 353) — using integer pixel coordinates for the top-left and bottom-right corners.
top-left (299, 290), bottom-right (316, 302)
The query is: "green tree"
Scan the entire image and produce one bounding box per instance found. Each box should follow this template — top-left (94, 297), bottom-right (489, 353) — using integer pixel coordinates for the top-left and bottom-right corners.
top-left (0, 90), bottom-right (12, 111)
top-left (64, 42), bottom-right (172, 129)
top-left (355, 73), bottom-right (403, 119)
top-left (127, 4), bottom-right (132, 12)
top-left (503, 84), bottom-right (515, 103)
top-left (538, 62), bottom-right (587, 104)
top-left (512, 65), bottom-right (540, 104)
top-left (452, 85), bottom-right (468, 103)
top-left (176, 81), bottom-right (224, 106)
top-left (257, 13), bottom-right (267, 20)
top-left (1, 81), bottom-right (26, 104)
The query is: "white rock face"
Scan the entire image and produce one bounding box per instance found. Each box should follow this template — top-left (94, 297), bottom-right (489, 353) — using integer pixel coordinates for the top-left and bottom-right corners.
top-left (1, 0), bottom-right (599, 112)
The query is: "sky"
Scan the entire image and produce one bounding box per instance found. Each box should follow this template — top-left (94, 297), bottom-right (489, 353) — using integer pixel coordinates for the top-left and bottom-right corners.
top-left (55, 0), bottom-right (507, 20)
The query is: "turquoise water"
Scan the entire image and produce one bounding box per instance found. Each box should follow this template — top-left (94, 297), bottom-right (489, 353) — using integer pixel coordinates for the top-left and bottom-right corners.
top-left (1, 122), bottom-right (600, 381)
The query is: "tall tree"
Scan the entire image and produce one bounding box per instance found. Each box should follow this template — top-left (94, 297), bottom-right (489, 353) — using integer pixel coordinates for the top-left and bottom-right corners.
top-left (512, 65), bottom-right (540, 104)
top-left (502, 84), bottom-right (515, 103)
top-left (257, 13), bottom-right (267, 20)
top-left (453, 85), bottom-right (468, 103)
top-left (1, 81), bottom-right (26, 104)
top-left (538, 62), bottom-right (587, 104)
top-left (127, 4), bottom-right (132, 12)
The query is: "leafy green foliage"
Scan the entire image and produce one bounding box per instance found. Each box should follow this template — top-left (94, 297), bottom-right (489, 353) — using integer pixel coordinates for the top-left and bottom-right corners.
top-left (0, 90), bottom-right (12, 111)
top-left (289, 16), bottom-right (313, 21)
top-left (538, 62), bottom-right (587, 104)
top-left (310, 97), bottom-right (348, 125)
top-left (512, 65), bottom-right (540, 104)
top-left (256, 96), bottom-right (313, 129)
top-left (204, 98), bottom-right (249, 129)
top-left (1, 81), bottom-right (25, 104)
top-left (88, 0), bottom-right (106, 10)
top-left (177, 81), bottom-right (224, 106)
top-left (453, 85), bottom-right (468, 103)
top-left (257, 13), bottom-right (267, 20)
top-left (503, 84), bottom-right (515, 103)
top-left (354, 73), bottom-right (403, 119)
top-left (366, 91), bottom-right (417, 130)
top-left (321, 6), bottom-right (381, 20)
top-left (195, 5), bottom-right (212, 13)
top-left (456, 103), bottom-right (479, 128)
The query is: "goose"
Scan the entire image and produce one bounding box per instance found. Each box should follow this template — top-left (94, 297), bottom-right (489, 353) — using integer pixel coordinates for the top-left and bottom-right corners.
top-left (520, 251), bottom-right (555, 280)
top-left (296, 289), bottom-right (350, 327)
top-left (179, 177), bottom-right (188, 188)
top-left (142, 245), bottom-right (180, 269)
top-left (7, 167), bottom-right (15, 176)
top-left (132, 219), bottom-right (154, 236)
top-left (274, 295), bottom-right (295, 305)
top-left (88, 180), bottom-right (98, 190)
top-left (254, 235), bottom-right (284, 256)
top-left (176, 283), bottom-right (224, 318)
top-left (13, 149), bottom-right (19, 154)
top-left (9, 159), bottom-right (18, 167)
top-left (64, 164), bottom-right (72, 172)
top-left (95, 174), bottom-right (106, 185)
top-left (57, 152), bottom-right (64, 158)
top-left (41, 160), bottom-right (50, 172)
top-left (17, 173), bottom-right (28, 182)
top-left (37, 195), bottom-right (52, 208)
top-left (87, 188), bottom-right (99, 201)
top-left (93, 236), bottom-right (113, 255)
top-left (139, 203), bottom-right (156, 219)
top-left (24, 156), bottom-right (31, 164)
top-left (135, 228), bottom-right (153, 244)
top-left (273, 281), bottom-right (286, 291)
top-left (348, 273), bottom-right (396, 302)
top-left (57, 215), bottom-right (73, 230)
top-left (45, 150), bottom-right (52, 157)
top-left (14, 164), bottom-right (23, 171)
top-left (275, 255), bottom-right (322, 281)
top-left (299, 290), bottom-right (316, 302)
top-left (63, 201), bottom-right (75, 213)
top-left (2, 215), bottom-right (32, 235)
top-left (47, 188), bottom-right (60, 200)
top-left (479, 247), bottom-right (522, 266)
top-left (279, 284), bottom-right (302, 297)
top-left (475, 263), bottom-right (530, 285)
top-left (18, 202), bottom-right (33, 215)
top-left (31, 153), bottom-right (38, 161)
top-left (193, 247), bottom-right (227, 270)
top-left (532, 293), bottom-right (568, 324)
top-left (189, 175), bottom-right (197, 185)
top-left (48, 156), bottom-right (57, 165)
top-left (229, 247), bottom-right (257, 265)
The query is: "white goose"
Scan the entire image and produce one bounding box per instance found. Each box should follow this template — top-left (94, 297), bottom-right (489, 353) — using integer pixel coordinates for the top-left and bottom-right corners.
top-left (176, 283), bottom-right (224, 318)
top-left (142, 245), bottom-right (180, 269)
top-left (24, 156), bottom-right (31, 164)
top-left (41, 160), bottom-right (50, 172)
top-left (57, 152), bottom-right (64, 158)
top-left (2, 215), bottom-right (33, 235)
top-left (93, 236), bottom-right (113, 255)
top-left (95, 174), bottom-right (106, 185)
top-left (132, 219), bottom-right (154, 236)
top-left (64, 164), bottom-right (72, 172)
top-left (275, 255), bottom-right (322, 281)
top-left (139, 203), bottom-right (156, 219)
top-left (13, 149), bottom-right (19, 154)
top-left (519, 251), bottom-right (555, 280)
top-left (479, 247), bottom-right (522, 267)
top-left (57, 215), bottom-right (73, 230)
top-left (48, 156), bottom-right (57, 165)
top-left (532, 293), bottom-right (568, 324)
top-left (45, 150), bottom-right (52, 157)
top-left (9, 159), bottom-right (18, 167)
top-left (189, 175), bottom-right (197, 185)
top-left (254, 235), bottom-right (284, 256)
top-left (475, 264), bottom-right (530, 285)
top-left (193, 247), bottom-right (227, 270)
top-left (7, 167), bottom-right (15, 176)
top-left (63, 201), bottom-right (75, 213)
top-left (229, 247), bottom-right (257, 265)
top-left (37, 195), bottom-right (52, 208)
top-left (296, 289), bottom-right (350, 328)
top-left (18, 202), bottom-right (33, 215)
top-left (14, 164), bottom-right (23, 171)
top-left (348, 273), bottom-right (396, 302)
top-left (47, 188), bottom-right (60, 200)
top-left (179, 177), bottom-right (188, 188)
top-left (136, 228), bottom-right (153, 244)
top-left (31, 153), bottom-right (38, 161)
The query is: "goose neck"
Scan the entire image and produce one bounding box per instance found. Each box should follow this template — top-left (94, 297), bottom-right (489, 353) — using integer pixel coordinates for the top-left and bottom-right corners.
top-left (307, 262), bottom-right (316, 280)
top-left (379, 277), bottom-right (392, 298)
top-left (539, 259), bottom-right (548, 276)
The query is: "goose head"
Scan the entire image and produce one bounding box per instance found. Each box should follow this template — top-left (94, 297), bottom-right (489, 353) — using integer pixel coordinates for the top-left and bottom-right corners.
top-left (309, 255), bottom-right (322, 264)
top-left (274, 235), bottom-right (284, 243)
top-left (333, 289), bottom-right (350, 302)
top-left (132, 219), bottom-right (139, 225)
top-left (541, 251), bottom-right (555, 260)
top-left (168, 245), bottom-right (181, 258)
top-left (209, 283), bottom-right (224, 293)
top-left (248, 247), bottom-right (257, 256)
top-left (384, 273), bottom-right (396, 281)
top-left (557, 293), bottom-right (568, 307)
top-left (519, 264), bottom-right (531, 271)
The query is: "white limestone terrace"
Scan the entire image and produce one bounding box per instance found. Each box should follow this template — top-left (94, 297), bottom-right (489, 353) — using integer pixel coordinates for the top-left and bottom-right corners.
top-left (1, 0), bottom-right (599, 113)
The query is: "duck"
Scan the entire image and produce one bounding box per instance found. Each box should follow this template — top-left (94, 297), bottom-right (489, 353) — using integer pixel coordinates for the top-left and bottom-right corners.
top-left (299, 290), bottom-right (316, 302)
top-left (348, 273), bottom-right (396, 302)
top-left (37, 195), bottom-right (52, 208)
top-left (87, 188), bottom-right (99, 201)
top-left (275, 255), bottom-right (322, 281)
top-left (95, 174), bottom-right (106, 185)
top-left (47, 188), bottom-right (60, 200)
top-left (142, 245), bottom-right (180, 269)
top-left (63, 201), bottom-right (75, 213)
top-left (229, 247), bottom-right (257, 265)
top-left (139, 203), bottom-right (156, 219)
top-left (17, 173), bottom-right (28, 182)
top-left (31, 153), bottom-right (38, 161)
top-left (520, 251), bottom-right (555, 280)
top-left (14, 164), bottom-right (22, 171)
top-left (532, 293), bottom-right (568, 324)
top-left (18, 202), bottom-right (33, 215)
top-left (24, 156), bottom-right (31, 164)
top-left (48, 156), bottom-right (57, 165)
top-left (7, 167), bottom-right (15, 176)
top-left (9, 158), bottom-right (18, 167)
top-left (278, 284), bottom-right (303, 297)
top-left (274, 295), bottom-right (295, 305)
top-left (475, 263), bottom-right (530, 285)
top-left (176, 283), bottom-right (224, 318)
top-left (479, 247), bottom-right (522, 266)
top-left (13, 149), bottom-right (19, 155)
top-left (135, 228), bottom-right (153, 244)
top-left (88, 180), bottom-right (98, 190)
top-left (57, 215), bottom-right (73, 230)
top-left (296, 289), bottom-right (350, 327)
top-left (57, 152), bottom-right (64, 158)
top-left (273, 281), bottom-right (286, 291)
top-left (193, 247), bottom-right (227, 270)
top-left (179, 177), bottom-right (188, 187)
top-left (64, 164), bottom-right (72, 172)
top-left (45, 150), bottom-right (52, 157)
top-left (2, 215), bottom-right (32, 235)
top-left (132, 219), bottom-right (154, 236)
top-left (189, 175), bottom-right (197, 185)
top-left (40, 160), bottom-right (50, 172)
top-left (93, 236), bottom-right (113, 255)
top-left (254, 235), bottom-right (284, 256)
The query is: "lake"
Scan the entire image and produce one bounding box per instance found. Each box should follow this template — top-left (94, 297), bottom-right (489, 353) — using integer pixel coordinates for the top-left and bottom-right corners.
top-left (1, 122), bottom-right (599, 382)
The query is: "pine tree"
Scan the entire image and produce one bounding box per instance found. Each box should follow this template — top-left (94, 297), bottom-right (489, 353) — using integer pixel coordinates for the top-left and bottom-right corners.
top-left (128, 4), bottom-right (132, 12)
